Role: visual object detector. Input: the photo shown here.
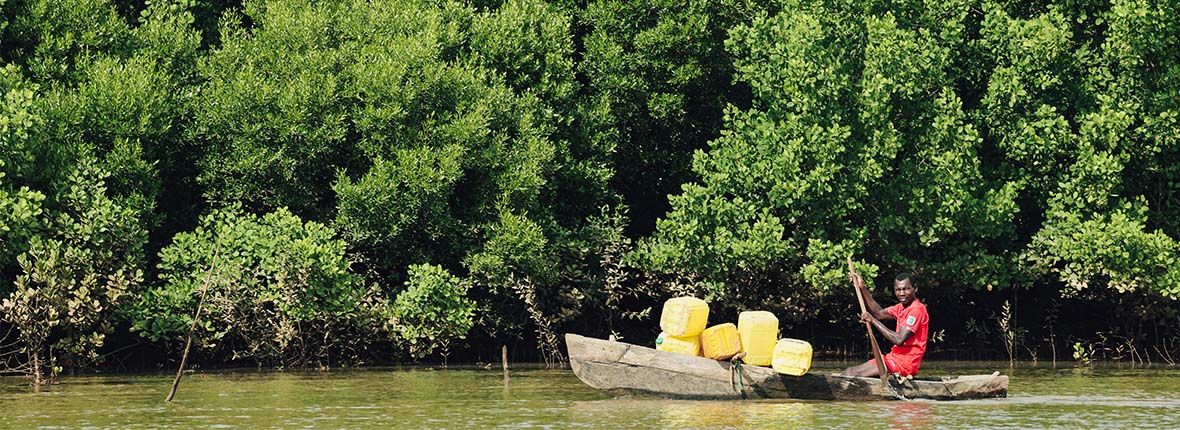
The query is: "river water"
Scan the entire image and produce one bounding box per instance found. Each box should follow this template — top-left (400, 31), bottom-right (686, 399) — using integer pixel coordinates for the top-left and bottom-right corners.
top-left (3, 361), bottom-right (1178, 429)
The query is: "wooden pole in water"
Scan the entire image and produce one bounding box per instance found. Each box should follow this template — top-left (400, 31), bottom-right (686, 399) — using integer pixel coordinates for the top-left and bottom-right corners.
top-left (166, 236), bottom-right (222, 402)
top-left (848, 257), bottom-right (889, 385)
top-left (502, 345), bottom-right (509, 380)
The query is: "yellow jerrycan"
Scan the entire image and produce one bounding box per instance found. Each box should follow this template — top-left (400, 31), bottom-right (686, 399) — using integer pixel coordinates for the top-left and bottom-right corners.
top-left (737, 311), bottom-right (778, 366)
top-left (699, 323), bottom-right (742, 360)
top-left (772, 338), bottom-right (813, 376)
top-left (656, 331), bottom-right (701, 356)
top-left (659, 297), bottom-right (709, 337)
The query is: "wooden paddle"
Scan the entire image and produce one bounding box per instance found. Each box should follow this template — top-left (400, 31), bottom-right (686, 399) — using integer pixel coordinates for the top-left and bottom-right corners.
top-left (848, 257), bottom-right (888, 385)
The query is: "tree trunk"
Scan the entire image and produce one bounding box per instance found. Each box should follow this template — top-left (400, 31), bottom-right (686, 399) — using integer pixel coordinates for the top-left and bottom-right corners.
top-left (31, 350), bottom-right (42, 386)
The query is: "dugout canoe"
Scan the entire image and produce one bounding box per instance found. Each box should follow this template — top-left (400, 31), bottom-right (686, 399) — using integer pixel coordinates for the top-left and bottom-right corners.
top-left (566, 333), bottom-right (1008, 401)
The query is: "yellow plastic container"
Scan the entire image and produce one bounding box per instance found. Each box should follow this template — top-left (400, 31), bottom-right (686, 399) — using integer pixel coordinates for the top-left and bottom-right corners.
top-left (699, 323), bottom-right (742, 360)
top-left (659, 296), bottom-right (709, 337)
top-left (738, 311), bottom-right (778, 366)
top-left (656, 331), bottom-right (701, 356)
top-left (771, 338), bottom-right (813, 376)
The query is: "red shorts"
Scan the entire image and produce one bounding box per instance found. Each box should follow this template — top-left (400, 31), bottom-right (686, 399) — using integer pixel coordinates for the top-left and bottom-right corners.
top-left (883, 353), bottom-right (918, 376)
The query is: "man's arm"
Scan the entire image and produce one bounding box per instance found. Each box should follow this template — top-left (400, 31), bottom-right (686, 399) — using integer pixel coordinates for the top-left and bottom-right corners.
top-left (850, 272), bottom-right (892, 320)
top-left (861, 312), bottom-right (915, 346)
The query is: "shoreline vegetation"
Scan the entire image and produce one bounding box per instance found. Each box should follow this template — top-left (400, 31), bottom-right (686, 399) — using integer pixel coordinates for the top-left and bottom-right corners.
top-left (2, 0), bottom-right (1180, 386)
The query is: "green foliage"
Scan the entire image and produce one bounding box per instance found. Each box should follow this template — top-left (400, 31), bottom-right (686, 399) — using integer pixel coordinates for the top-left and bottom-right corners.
top-left (633, 183), bottom-right (787, 292)
top-left (196, 1), bottom-right (607, 296)
top-left (389, 264), bottom-right (475, 361)
top-left (333, 144), bottom-right (464, 272)
top-left (3, 0), bottom-right (1176, 369)
top-left (1011, 1), bottom-right (1180, 299)
top-left (633, 0), bottom-right (1180, 319)
top-left (581, 0), bottom-right (771, 233)
top-left (134, 0), bottom-right (203, 82)
top-left (634, 3), bottom-right (1019, 314)
top-left (1072, 341), bottom-right (1092, 366)
top-left (34, 55), bottom-right (182, 228)
top-left (467, 209), bottom-right (555, 288)
top-left (470, 0), bottom-right (575, 106)
top-left (472, 0), bottom-right (616, 225)
top-left (190, 0), bottom-right (610, 346)
top-left (129, 206), bottom-right (361, 365)
top-left (192, 1), bottom-right (352, 218)
top-left (1, 159), bottom-right (146, 380)
top-left (0, 65), bottom-right (44, 264)
top-left (8, 0), bottom-right (134, 82)
top-left (1030, 152), bottom-right (1180, 297)
top-left (577, 206), bottom-right (656, 335)
top-left (2, 57), bottom-right (157, 382)
top-left (0, 0), bottom-right (8, 36)
top-left (7, 0), bottom-right (202, 252)
top-left (0, 64), bottom-right (38, 176)
top-left (1033, 208), bottom-right (1180, 297)
top-left (0, 163), bottom-right (44, 263)
top-left (464, 207), bottom-right (559, 337)
top-left (331, 0), bottom-right (563, 285)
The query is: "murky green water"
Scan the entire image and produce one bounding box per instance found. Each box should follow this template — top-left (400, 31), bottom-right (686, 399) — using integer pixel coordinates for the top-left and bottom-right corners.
top-left (3, 362), bottom-right (1178, 429)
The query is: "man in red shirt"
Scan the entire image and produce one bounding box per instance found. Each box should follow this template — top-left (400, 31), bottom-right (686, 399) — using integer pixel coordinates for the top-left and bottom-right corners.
top-left (841, 272), bottom-right (929, 377)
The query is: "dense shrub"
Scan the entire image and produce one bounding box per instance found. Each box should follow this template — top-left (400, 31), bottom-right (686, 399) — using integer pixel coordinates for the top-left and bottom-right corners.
top-left (389, 264), bottom-right (476, 362)
top-left (633, 0), bottom-right (1180, 333)
top-left (1, 161), bottom-right (146, 383)
top-left (128, 206), bottom-right (362, 366)
top-left (1, 0), bottom-right (1178, 375)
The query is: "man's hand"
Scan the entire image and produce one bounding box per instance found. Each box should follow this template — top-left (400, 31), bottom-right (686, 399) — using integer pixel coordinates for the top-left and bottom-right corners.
top-left (859, 311), bottom-right (874, 324)
top-left (849, 271), bottom-right (866, 291)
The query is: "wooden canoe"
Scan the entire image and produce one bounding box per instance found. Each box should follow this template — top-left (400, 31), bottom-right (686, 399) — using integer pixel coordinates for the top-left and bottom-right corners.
top-left (566, 333), bottom-right (1008, 401)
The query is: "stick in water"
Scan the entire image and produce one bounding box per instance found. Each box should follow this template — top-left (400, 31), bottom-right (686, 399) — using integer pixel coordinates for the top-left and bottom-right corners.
top-left (502, 345), bottom-right (509, 380)
top-left (166, 235), bottom-right (223, 402)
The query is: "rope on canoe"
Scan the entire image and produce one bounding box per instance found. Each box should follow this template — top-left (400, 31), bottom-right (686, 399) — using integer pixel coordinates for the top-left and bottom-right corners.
top-left (730, 352), bottom-right (748, 400)
top-left (885, 373), bottom-right (910, 401)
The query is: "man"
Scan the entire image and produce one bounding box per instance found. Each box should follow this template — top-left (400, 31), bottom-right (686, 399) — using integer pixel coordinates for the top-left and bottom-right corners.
top-left (841, 272), bottom-right (929, 377)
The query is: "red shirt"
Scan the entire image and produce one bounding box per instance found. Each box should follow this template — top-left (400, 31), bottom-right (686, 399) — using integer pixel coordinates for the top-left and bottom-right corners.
top-left (885, 299), bottom-right (929, 375)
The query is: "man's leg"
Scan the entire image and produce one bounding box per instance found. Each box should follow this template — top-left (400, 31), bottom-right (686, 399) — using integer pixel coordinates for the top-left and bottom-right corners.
top-left (841, 359), bottom-right (880, 377)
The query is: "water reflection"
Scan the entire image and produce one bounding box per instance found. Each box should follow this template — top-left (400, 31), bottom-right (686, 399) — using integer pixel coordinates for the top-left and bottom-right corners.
top-left (568, 398), bottom-right (822, 429)
top-left (739, 401), bottom-right (817, 427)
top-left (658, 401), bottom-right (746, 428)
top-left (885, 400), bottom-right (934, 429)
top-left (4, 364), bottom-right (1180, 429)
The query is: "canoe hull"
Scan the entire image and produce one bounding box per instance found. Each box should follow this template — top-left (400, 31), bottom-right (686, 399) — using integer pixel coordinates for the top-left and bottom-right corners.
top-left (566, 333), bottom-right (1008, 401)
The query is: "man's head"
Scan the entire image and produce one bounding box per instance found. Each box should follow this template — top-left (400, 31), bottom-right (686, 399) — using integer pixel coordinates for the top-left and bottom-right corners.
top-left (894, 272), bottom-right (917, 306)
